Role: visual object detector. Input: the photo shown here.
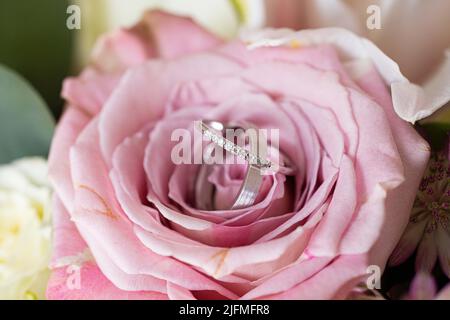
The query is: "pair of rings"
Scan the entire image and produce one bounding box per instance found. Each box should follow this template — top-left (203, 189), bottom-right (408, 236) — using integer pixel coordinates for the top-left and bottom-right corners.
top-left (194, 120), bottom-right (295, 210)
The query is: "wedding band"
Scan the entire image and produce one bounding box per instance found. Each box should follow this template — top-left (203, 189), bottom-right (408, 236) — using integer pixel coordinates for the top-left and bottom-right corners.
top-left (197, 121), bottom-right (272, 169)
top-left (194, 120), bottom-right (294, 210)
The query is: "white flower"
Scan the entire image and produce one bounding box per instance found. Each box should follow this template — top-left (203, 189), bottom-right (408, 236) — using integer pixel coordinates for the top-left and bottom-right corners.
top-left (0, 158), bottom-right (52, 300)
top-left (240, 27), bottom-right (450, 124)
top-left (251, 0), bottom-right (450, 123)
top-left (73, 0), bottom-right (265, 66)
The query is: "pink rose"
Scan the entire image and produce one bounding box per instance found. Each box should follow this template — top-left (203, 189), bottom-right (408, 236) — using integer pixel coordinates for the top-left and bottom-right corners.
top-left (47, 10), bottom-right (430, 300)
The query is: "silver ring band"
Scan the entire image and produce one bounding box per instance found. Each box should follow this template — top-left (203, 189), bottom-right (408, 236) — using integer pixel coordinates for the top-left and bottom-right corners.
top-left (194, 120), bottom-right (294, 210)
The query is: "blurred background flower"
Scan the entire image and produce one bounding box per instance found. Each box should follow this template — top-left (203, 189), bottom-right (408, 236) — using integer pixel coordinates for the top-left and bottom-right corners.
top-left (405, 273), bottom-right (450, 300)
top-left (263, 0), bottom-right (450, 84)
top-left (389, 137), bottom-right (449, 277)
top-left (73, 0), bottom-right (265, 68)
top-left (1, 0), bottom-right (448, 122)
top-left (0, 158), bottom-right (52, 300)
top-left (349, 273), bottom-right (450, 300)
top-left (0, 42), bottom-right (54, 299)
top-left (261, 0), bottom-right (450, 123)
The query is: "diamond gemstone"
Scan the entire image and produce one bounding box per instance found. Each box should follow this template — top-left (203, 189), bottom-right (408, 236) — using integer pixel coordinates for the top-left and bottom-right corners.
top-left (225, 142), bottom-right (233, 151)
top-left (201, 126), bottom-right (273, 169)
top-left (204, 130), bottom-right (212, 139)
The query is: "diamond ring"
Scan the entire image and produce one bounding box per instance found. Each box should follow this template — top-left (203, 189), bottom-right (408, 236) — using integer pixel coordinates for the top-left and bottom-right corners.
top-left (194, 120), bottom-right (294, 210)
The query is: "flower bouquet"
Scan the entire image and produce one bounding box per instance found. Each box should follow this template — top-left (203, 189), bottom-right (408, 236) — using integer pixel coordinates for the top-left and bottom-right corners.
top-left (0, 0), bottom-right (449, 301)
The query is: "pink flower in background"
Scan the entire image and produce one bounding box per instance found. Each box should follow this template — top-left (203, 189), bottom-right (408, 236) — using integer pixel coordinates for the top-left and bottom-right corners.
top-left (390, 137), bottom-right (450, 277)
top-left (406, 273), bottom-right (450, 300)
top-left (348, 272), bottom-right (450, 300)
top-left (47, 10), bottom-right (430, 300)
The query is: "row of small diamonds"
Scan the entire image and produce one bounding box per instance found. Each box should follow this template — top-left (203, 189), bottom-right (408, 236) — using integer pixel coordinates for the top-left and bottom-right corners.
top-left (202, 127), bottom-right (272, 169)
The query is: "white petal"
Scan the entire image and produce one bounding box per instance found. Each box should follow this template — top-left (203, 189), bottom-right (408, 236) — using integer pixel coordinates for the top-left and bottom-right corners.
top-left (241, 28), bottom-right (450, 123)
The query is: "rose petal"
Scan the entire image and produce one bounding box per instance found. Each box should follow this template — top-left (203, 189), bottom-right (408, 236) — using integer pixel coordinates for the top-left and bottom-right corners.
top-left (437, 227), bottom-right (450, 278)
top-left (415, 232), bottom-right (438, 274)
top-left (264, 254), bottom-right (368, 299)
top-left (139, 10), bottom-right (222, 59)
top-left (389, 219), bottom-right (427, 267)
top-left (408, 273), bottom-right (437, 300)
top-left (99, 53), bottom-right (241, 165)
top-left (48, 107), bottom-right (90, 212)
top-left (69, 119), bottom-right (239, 299)
top-left (241, 28), bottom-right (450, 122)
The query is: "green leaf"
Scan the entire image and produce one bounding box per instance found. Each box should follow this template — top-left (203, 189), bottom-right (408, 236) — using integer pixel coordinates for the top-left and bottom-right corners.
top-left (0, 64), bottom-right (55, 164)
top-left (0, 0), bottom-right (73, 117)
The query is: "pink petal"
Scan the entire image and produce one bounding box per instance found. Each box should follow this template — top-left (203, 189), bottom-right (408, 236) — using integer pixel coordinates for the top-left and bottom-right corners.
top-left (354, 65), bottom-right (430, 266)
top-left (139, 10), bottom-right (222, 59)
top-left (99, 53), bottom-right (241, 165)
top-left (437, 227), bottom-right (450, 278)
top-left (48, 107), bottom-right (90, 212)
top-left (47, 264), bottom-right (167, 300)
top-left (415, 232), bottom-right (438, 273)
top-left (48, 199), bottom-right (168, 299)
top-left (436, 284), bottom-right (450, 300)
top-left (135, 210), bottom-right (322, 280)
top-left (61, 71), bottom-right (122, 116)
top-left (307, 155), bottom-right (357, 256)
top-left (90, 29), bottom-right (154, 73)
top-left (265, 254), bottom-right (369, 299)
top-left (69, 119), bottom-right (239, 299)
top-left (240, 256), bottom-right (332, 299)
top-left (389, 220), bottom-right (427, 266)
top-left (408, 273), bottom-right (437, 300)
top-left (166, 283), bottom-right (196, 300)
top-left (49, 197), bottom-right (87, 267)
